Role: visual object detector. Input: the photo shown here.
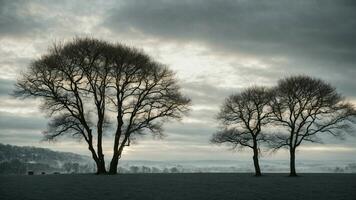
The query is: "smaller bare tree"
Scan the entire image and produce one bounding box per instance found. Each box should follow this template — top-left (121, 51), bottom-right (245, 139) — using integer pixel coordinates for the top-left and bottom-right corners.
top-left (270, 75), bottom-right (356, 176)
top-left (211, 86), bottom-right (272, 176)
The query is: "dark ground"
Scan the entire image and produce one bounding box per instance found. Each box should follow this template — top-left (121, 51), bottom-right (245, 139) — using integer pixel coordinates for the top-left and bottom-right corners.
top-left (1, 173), bottom-right (355, 200)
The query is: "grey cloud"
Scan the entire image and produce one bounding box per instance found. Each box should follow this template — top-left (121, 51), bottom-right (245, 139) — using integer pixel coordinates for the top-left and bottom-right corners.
top-left (104, 0), bottom-right (356, 65)
top-left (104, 0), bottom-right (356, 98)
top-left (0, 0), bottom-right (49, 38)
top-left (0, 0), bottom-right (106, 39)
top-left (185, 109), bottom-right (218, 123)
top-left (0, 78), bottom-right (15, 96)
top-left (166, 122), bottom-right (215, 138)
top-left (181, 81), bottom-right (236, 107)
top-left (232, 59), bottom-right (356, 99)
top-left (0, 130), bottom-right (42, 143)
top-left (0, 111), bottom-right (46, 130)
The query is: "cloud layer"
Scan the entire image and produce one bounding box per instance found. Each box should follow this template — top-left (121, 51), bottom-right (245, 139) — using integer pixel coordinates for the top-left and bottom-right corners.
top-left (0, 0), bottom-right (355, 160)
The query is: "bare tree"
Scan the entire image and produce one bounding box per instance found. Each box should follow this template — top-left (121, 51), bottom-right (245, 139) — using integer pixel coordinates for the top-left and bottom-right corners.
top-left (270, 75), bottom-right (355, 176)
top-left (211, 87), bottom-right (272, 176)
top-left (14, 38), bottom-right (191, 174)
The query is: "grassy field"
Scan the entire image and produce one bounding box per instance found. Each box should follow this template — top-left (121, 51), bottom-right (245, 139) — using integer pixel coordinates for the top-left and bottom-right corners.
top-left (1, 173), bottom-right (355, 200)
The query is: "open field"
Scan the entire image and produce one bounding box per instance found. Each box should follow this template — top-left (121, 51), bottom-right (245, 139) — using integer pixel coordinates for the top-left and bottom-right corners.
top-left (1, 173), bottom-right (355, 200)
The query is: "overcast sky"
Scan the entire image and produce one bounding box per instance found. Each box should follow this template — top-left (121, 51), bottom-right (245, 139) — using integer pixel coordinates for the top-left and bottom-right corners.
top-left (0, 0), bottom-right (356, 161)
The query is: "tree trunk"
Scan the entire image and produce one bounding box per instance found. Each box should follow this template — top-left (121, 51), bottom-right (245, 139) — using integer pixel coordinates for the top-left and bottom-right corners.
top-left (85, 128), bottom-right (107, 174)
top-left (109, 113), bottom-right (123, 174)
top-left (88, 147), bottom-right (106, 174)
top-left (90, 146), bottom-right (106, 174)
top-left (96, 160), bottom-right (107, 174)
top-left (86, 141), bottom-right (106, 174)
top-left (109, 152), bottom-right (119, 174)
top-left (252, 146), bottom-right (261, 176)
top-left (95, 112), bottom-right (106, 174)
top-left (289, 148), bottom-right (297, 176)
top-left (109, 147), bottom-right (125, 174)
top-left (109, 129), bottom-right (121, 174)
top-left (109, 135), bottom-right (128, 174)
top-left (97, 129), bottom-right (106, 174)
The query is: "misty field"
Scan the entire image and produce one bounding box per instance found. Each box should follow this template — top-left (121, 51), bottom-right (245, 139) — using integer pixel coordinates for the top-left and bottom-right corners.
top-left (1, 173), bottom-right (356, 200)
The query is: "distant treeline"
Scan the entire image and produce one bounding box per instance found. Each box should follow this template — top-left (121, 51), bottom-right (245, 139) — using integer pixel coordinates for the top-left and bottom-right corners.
top-left (2, 159), bottom-right (356, 175)
top-left (118, 166), bottom-right (180, 174)
top-left (117, 164), bottom-right (356, 174)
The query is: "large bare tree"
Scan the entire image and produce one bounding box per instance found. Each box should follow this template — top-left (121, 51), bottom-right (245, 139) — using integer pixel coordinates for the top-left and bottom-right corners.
top-left (270, 75), bottom-right (355, 176)
top-left (211, 87), bottom-right (272, 176)
top-left (14, 38), bottom-right (191, 174)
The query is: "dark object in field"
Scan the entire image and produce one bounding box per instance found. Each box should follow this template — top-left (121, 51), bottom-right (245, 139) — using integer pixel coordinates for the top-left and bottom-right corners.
top-left (28, 171), bottom-right (34, 175)
top-left (53, 172), bottom-right (60, 174)
top-left (41, 172), bottom-right (46, 175)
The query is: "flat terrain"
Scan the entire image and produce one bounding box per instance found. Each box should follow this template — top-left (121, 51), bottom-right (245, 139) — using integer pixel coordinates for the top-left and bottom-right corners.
top-left (1, 173), bottom-right (355, 200)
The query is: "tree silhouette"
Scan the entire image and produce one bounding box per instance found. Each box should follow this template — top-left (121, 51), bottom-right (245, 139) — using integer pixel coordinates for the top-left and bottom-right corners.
top-left (14, 38), bottom-right (191, 174)
top-left (211, 87), bottom-right (273, 176)
top-left (270, 75), bottom-right (355, 176)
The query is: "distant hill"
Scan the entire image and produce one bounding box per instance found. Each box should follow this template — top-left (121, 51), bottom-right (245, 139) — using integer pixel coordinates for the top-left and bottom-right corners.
top-left (0, 143), bottom-right (91, 165)
top-left (0, 143), bottom-right (94, 174)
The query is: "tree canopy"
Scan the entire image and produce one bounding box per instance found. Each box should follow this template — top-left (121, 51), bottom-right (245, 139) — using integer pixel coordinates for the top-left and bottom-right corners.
top-left (212, 86), bottom-right (273, 176)
top-left (14, 38), bottom-right (191, 174)
top-left (269, 75), bottom-right (355, 176)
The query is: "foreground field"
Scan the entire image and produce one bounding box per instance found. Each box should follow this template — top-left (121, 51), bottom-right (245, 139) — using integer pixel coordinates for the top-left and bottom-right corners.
top-left (1, 173), bottom-right (355, 200)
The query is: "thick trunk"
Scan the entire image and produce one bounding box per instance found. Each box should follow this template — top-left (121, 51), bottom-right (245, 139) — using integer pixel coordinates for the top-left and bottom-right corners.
top-left (87, 144), bottom-right (106, 174)
top-left (97, 125), bottom-right (106, 174)
top-left (109, 134), bottom-right (120, 174)
top-left (109, 114), bottom-right (124, 174)
top-left (109, 135), bottom-right (128, 174)
top-left (96, 160), bottom-right (107, 174)
top-left (289, 148), bottom-right (297, 176)
top-left (109, 127), bottom-right (121, 174)
top-left (88, 136), bottom-right (106, 174)
top-left (84, 127), bottom-right (107, 174)
top-left (109, 152), bottom-right (119, 174)
top-left (109, 147), bottom-right (125, 174)
top-left (252, 145), bottom-right (261, 176)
